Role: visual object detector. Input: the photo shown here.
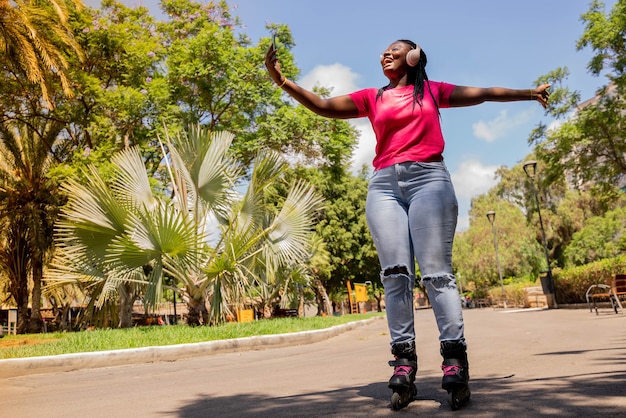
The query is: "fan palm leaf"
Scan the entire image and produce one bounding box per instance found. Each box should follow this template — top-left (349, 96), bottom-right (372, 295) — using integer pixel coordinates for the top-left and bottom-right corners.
top-left (202, 151), bottom-right (323, 323)
top-left (55, 170), bottom-right (129, 261)
top-left (266, 180), bottom-right (324, 265)
top-left (165, 126), bottom-right (239, 224)
top-left (109, 146), bottom-right (157, 211)
top-left (109, 202), bottom-right (206, 308)
top-left (51, 125), bottom-right (324, 326)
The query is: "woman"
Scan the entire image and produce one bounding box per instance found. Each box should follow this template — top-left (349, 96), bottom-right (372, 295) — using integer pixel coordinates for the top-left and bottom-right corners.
top-left (265, 39), bottom-right (550, 410)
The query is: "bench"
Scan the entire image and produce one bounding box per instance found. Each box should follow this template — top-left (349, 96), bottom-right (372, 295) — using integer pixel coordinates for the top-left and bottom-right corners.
top-left (273, 307), bottom-right (298, 318)
top-left (476, 298), bottom-right (490, 308)
top-left (586, 274), bottom-right (626, 315)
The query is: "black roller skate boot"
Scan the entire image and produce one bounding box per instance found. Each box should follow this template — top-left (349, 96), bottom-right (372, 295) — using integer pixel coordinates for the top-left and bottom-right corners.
top-left (440, 340), bottom-right (471, 410)
top-left (388, 341), bottom-right (417, 410)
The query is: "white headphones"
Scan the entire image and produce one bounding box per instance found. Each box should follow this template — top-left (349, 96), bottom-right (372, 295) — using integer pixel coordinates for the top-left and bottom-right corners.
top-left (406, 45), bottom-right (421, 67)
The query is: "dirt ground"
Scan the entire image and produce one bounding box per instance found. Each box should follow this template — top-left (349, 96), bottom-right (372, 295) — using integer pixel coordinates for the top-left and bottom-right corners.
top-left (0, 335), bottom-right (59, 348)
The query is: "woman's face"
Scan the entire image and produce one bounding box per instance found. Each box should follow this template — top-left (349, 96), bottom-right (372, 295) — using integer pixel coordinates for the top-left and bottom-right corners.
top-left (380, 41), bottom-right (412, 77)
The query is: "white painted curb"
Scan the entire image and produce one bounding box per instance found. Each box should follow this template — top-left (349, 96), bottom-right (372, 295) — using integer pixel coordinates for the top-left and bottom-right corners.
top-left (0, 317), bottom-right (381, 378)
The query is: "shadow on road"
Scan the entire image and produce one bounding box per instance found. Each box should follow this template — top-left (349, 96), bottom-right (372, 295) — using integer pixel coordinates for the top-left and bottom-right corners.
top-left (164, 371), bottom-right (626, 417)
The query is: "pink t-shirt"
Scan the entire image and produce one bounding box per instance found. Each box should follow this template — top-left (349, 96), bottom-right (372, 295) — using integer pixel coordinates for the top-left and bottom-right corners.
top-left (349, 81), bottom-right (455, 170)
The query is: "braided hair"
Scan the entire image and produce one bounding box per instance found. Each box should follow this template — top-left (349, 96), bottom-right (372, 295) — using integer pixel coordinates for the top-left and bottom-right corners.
top-left (376, 40), bottom-right (440, 115)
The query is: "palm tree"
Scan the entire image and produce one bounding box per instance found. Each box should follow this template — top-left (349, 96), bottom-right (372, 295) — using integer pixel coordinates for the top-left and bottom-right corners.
top-left (49, 146), bottom-right (164, 328)
top-left (49, 125), bottom-right (323, 327)
top-left (0, 119), bottom-right (63, 333)
top-left (0, 0), bottom-right (84, 106)
top-left (0, 222), bottom-right (30, 333)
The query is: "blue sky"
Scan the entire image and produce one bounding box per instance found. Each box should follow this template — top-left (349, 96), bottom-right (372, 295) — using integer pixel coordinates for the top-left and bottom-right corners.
top-left (86, 0), bottom-right (616, 230)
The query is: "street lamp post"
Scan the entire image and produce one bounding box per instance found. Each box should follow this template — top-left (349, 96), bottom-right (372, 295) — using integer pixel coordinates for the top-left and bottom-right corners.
top-left (486, 211), bottom-right (506, 309)
top-left (523, 160), bottom-right (557, 307)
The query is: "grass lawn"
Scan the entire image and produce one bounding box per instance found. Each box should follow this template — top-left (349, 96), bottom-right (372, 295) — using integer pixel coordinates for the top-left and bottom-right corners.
top-left (0, 312), bottom-right (384, 359)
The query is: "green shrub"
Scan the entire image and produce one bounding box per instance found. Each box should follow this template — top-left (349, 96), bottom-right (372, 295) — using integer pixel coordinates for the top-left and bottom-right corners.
top-left (484, 257), bottom-right (626, 306)
top-left (553, 255), bottom-right (626, 304)
top-left (487, 278), bottom-right (538, 307)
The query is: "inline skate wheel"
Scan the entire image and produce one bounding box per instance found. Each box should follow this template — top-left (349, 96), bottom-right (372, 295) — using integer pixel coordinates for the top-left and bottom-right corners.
top-left (448, 391), bottom-right (460, 410)
top-left (391, 392), bottom-right (402, 410)
top-left (447, 386), bottom-right (470, 410)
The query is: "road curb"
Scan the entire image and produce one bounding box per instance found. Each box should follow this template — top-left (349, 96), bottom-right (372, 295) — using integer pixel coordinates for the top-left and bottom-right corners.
top-left (0, 317), bottom-right (382, 378)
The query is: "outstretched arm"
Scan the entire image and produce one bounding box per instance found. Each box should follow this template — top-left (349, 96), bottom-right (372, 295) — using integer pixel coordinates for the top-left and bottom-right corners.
top-left (265, 43), bottom-right (359, 119)
top-left (449, 84), bottom-right (551, 109)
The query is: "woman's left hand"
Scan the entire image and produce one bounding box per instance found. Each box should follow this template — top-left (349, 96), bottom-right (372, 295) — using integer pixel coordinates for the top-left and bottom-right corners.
top-left (265, 42), bottom-right (284, 85)
top-left (533, 84), bottom-right (551, 109)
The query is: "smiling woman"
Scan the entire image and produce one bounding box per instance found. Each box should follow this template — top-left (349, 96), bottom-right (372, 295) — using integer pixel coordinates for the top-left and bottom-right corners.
top-left (232, 0), bottom-right (620, 237)
top-left (265, 36), bottom-right (550, 411)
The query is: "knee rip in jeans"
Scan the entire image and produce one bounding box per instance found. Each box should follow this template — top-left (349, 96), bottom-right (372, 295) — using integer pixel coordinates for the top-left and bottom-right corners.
top-left (422, 273), bottom-right (455, 289)
top-left (381, 265), bottom-right (410, 281)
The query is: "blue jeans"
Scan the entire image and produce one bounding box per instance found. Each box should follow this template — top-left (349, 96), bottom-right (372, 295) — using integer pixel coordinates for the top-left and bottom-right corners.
top-left (366, 161), bottom-right (465, 347)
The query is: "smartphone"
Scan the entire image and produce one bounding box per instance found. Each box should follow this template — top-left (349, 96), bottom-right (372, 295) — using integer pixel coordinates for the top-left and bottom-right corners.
top-left (271, 33), bottom-right (278, 50)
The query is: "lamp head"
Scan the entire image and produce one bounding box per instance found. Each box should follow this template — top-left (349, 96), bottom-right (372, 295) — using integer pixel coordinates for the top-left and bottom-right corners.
top-left (523, 160), bottom-right (538, 178)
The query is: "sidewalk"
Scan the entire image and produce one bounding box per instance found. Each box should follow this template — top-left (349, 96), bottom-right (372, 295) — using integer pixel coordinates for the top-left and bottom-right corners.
top-left (1, 308), bottom-right (625, 417)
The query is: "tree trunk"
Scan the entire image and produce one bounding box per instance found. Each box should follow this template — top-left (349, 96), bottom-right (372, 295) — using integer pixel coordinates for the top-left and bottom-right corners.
top-left (185, 296), bottom-right (208, 326)
top-left (50, 297), bottom-right (70, 331)
top-left (314, 279), bottom-right (332, 316)
top-left (201, 305), bottom-right (209, 325)
top-left (118, 284), bottom-right (137, 328)
top-left (28, 257), bottom-right (43, 333)
top-left (297, 285), bottom-right (304, 317)
top-left (374, 294), bottom-right (382, 312)
top-left (4, 226), bottom-right (31, 334)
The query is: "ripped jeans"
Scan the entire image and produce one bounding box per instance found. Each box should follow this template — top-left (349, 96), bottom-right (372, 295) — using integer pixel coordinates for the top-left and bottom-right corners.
top-left (366, 161), bottom-right (464, 346)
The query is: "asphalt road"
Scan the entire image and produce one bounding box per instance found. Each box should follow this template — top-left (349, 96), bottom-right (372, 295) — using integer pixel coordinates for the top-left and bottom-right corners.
top-left (1, 307), bottom-right (625, 417)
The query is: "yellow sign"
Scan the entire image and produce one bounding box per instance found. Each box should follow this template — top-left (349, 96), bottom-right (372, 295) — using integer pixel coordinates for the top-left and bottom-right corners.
top-left (354, 284), bottom-right (368, 302)
top-left (237, 309), bottom-right (254, 322)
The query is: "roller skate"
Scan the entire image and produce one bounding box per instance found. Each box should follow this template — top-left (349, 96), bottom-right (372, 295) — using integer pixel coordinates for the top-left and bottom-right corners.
top-left (441, 340), bottom-right (471, 410)
top-left (388, 341), bottom-right (417, 410)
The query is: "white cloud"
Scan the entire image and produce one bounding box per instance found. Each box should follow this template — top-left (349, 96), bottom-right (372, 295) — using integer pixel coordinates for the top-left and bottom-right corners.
top-left (451, 159), bottom-right (499, 199)
top-left (350, 120), bottom-right (376, 170)
top-left (451, 159), bottom-right (499, 232)
top-left (472, 108), bottom-right (535, 142)
top-left (300, 63), bottom-right (360, 96)
top-left (299, 64), bottom-right (375, 172)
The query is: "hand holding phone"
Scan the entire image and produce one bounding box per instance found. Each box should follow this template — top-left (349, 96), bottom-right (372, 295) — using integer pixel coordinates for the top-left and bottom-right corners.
top-left (265, 32), bottom-right (284, 86)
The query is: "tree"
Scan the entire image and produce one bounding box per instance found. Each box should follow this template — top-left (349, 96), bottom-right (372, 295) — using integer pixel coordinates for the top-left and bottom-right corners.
top-left (163, 0), bottom-right (253, 129)
top-left (546, 189), bottom-right (613, 267)
top-left (0, 119), bottom-right (63, 333)
top-left (494, 160), bottom-right (569, 268)
top-left (453, 192), bottom-right (544, 295)
top-left (49, 126), bottom-right (323, 326)
top-left (289, 166), bottom-right (379, 307)
top-left (162, 1), bottom-right (358, 171)
top-left (0, 0), bottom-right (84, 107)
top-left (492, 155), bottom-right (623, 269)
top-left (564, 204), bottom-right (626, 267)
top-left (49, 145), bottom-right (155, 328)
top-left (0, 0), bottom-right (358, 328)
top-left (531, 0), bottom-right (626, 199)
top-left (45, 0), bottom-right (171, 178)
top-left (254, 85), bottom-right (360, 175)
